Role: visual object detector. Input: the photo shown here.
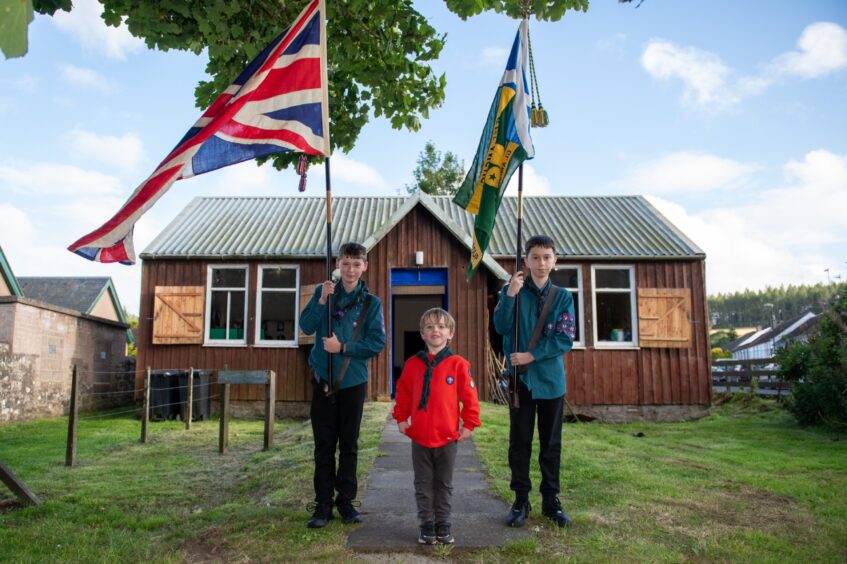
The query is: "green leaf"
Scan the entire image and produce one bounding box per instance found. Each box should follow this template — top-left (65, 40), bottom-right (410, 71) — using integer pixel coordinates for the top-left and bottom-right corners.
top-left (0, 0), bottom-right (34, 59)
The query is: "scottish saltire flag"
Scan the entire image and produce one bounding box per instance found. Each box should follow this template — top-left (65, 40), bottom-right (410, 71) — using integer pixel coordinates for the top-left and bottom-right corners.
top-left (453, 20), bottom-right (534, 280)
top-left (69, 0), bottom-right (330, 264)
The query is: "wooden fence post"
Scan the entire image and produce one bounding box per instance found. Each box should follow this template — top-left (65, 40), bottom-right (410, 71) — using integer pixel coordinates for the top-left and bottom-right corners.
top-left (0, 461), bottom-right (42, 506)
top-left (219, 381), bottom-right (230, 454)
top-left (65, 365), bottom-right (78, 467)
top-left (264, 370), bottom-right (276, 451)
top-left (141, 367), bottom-right (150, 443)
top-left (186, 367), bottom-right (194, 430)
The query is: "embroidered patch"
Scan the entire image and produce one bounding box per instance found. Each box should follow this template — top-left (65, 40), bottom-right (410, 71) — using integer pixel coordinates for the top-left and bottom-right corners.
top-left (446, 376), bottom-right (455, 385)
top-left (470, 379), bottom-right (475, 388)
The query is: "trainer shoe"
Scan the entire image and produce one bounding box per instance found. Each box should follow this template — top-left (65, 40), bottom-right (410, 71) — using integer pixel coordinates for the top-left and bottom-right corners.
top-left (335, 497), bottom-right (363, 524)
top-left (506, 498), bottom-right (531, 527)
top-left (435, 521), bottom-right (454, 544)
top-left (418, 521), bottom-right (437, 545)
top-left (306, 501), bottom-right (334, 528)
top-left (542, 497), bottom-right (573, 528)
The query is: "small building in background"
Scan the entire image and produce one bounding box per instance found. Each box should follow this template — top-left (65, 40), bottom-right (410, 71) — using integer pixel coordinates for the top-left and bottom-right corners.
top-left (0, 247), bottom-right (133, 424)
top-left (729, 311), bottom-right (821, 361)
top-left (137, 193), bottom-right (711, 422)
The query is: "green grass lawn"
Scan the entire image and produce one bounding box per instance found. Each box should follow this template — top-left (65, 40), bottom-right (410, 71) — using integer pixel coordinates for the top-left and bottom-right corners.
top-left (473, 395), bottom-right (847, 563)
top-left (1, 396), bottom-right (845, 563)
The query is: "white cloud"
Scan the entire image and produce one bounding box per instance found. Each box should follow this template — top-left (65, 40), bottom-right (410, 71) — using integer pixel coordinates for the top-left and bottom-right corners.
top-left (51, 0), bottom-right (144, 61)
top-left (596, 33), bottom-right (627, 57)
top-left (0, 161), bottom-right (122, 195)
top-left (504, 163), bottom-right (552, 196)
top-left (326, 155), bottom-right (391, 193)
top-left (481, 46), bottom-right (510, 65)
top-left (642, 22), bottom-right (847, 112)
top-left (621, 151), bottom-right (758, 195)
top-left (65, 129), bottom-right (146, 171)
top-left (770, 22), bottom-right (847, 78)
top-left (59, 64), bottom-right (116, 94)
top-left (641, 40), bottom-right (738, 111)
top-left (645, 149), bottom-right (847, 293)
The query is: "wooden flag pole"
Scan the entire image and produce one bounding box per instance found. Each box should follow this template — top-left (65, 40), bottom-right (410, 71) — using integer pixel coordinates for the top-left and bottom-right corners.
top-left (325, 157), bottom-right (335, 397)
top-left (512, 163), bottom-right (524, 409)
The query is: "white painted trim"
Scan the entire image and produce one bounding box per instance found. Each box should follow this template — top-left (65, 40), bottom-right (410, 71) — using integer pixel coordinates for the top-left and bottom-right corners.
top-left (591, 264), bottom-right (638, 348)
top-left (204, 264), bottom-right (249, 346)
top-left (254, 264), bottom-right (300, 347)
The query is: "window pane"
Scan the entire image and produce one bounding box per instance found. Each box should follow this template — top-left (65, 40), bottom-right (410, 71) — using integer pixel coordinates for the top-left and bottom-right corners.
top-left (572, 294), bottom-right (581, 342)
top-left (212, 268), bottom-right (246, 288)
top-left (596, 291), bottom-right (632, 342)
top-left (209, 291), bottom-right (228, 339)
top-left (596, 269), bottom-right (631, 289)
top-left (552, 267), bottom-right (578, 289)
top-left (229, 291), bottom-right (245, 339)
top-left (262, 268), bottom-right (296, 289)
top-left (260, 292), bottom-right (296, 341)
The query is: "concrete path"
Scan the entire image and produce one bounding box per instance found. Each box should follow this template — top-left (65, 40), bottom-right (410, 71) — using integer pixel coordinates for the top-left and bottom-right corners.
top-left (347, 419), bottom-right (527, 554)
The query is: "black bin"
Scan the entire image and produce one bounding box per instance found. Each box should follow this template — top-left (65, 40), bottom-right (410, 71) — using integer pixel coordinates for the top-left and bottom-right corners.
top-left (179, 370), bottom-right (212, 421)
top-left (150, 370), bottom-right (183, 420)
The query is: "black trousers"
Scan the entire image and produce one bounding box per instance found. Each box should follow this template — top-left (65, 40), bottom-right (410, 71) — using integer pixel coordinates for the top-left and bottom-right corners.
top-left (411, 440), bottom-right (458, 524)
top-left (508, 382), bottom-right (564, 500)
top-left (311, 380), bottom-right (367, 504)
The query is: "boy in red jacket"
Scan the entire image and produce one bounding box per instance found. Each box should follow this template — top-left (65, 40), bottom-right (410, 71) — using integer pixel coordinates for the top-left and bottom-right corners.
top-left (392, 308), bottom-right (481, 545)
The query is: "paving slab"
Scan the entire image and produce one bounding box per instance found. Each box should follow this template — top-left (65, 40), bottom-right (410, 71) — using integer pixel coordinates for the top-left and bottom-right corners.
top-left (348, 420), bottom-right (527, 553)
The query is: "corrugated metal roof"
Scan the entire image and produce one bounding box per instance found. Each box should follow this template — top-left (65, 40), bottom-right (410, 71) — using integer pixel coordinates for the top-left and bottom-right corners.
top-left (141, 194), bottom-right (703, 260)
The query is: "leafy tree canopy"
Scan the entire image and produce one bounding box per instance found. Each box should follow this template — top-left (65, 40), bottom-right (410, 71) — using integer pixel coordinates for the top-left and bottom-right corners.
top-left (11, 0), bottom-right (589, 170)
top-left (406, 141), bottom-right (465, 196)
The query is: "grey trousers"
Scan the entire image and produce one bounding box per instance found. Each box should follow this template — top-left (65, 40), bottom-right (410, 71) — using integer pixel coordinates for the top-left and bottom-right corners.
top-left (411, 440), bottom-right (458, 524)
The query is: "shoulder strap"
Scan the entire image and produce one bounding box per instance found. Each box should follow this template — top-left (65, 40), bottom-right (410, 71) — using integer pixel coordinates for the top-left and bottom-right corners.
top-left (335, 294), bottom-right (373, 389)
top-left (517, 286), bottom-right (559, 374)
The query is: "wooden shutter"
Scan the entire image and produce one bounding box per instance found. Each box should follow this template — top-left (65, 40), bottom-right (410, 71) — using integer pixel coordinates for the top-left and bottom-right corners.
top-left (638, 288), bottom-right (692, 348)
top-left (152, 286), bottom-right (204, 344)
top-left (298, 283), bottom-right (318, 345)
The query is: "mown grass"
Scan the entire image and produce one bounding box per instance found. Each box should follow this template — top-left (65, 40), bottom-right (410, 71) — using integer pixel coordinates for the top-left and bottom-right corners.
top-left (471, 394), bottom-right (847, 563)
top-left (0, 403), bottom-right (390, 563)
top-left (2, 396), bottom-right (846, 563)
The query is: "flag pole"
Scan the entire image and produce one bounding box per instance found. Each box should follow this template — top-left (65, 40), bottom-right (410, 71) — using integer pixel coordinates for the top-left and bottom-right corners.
top-left (512, 163), bottom-right (524, 409)
top-left (325, 157), bottom-right (335, 397)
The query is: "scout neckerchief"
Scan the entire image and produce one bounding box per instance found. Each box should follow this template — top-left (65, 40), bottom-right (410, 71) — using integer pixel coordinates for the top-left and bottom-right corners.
top-left (415, 347), bottom-right (455, 411)
top-left (516, 278), bottom-right (559, 375)
top-left (333, 280), bottom-right (368, 322)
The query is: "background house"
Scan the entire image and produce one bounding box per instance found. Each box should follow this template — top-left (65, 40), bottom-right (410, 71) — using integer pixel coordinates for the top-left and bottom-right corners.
top-left (0, 247), bottom-right (133, 423)
top-left (728, 311), bottom-right (821, 361)
top-left (137, 193), bottom-right (710, 422)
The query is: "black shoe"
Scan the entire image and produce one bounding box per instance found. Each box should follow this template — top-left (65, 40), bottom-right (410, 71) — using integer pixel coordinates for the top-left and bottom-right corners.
top-left (506, 498), bottom-right (531, 527)
top-left (418, 521), bottom-right (436, 545)
top-left (542, 497), bottom-right (573, 528)
top-left (306, 501), bottom-right (334, 528)
top-left (335, 497), bottom-right (363, 524)
top-left (435, 521), bottom-right (454, 544)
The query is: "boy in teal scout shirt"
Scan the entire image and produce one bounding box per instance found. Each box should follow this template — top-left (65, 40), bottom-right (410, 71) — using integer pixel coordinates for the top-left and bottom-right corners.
top-left (494, 235), bottom-right (576, 529)
top-left (300, 242), bottom-right (386, 528)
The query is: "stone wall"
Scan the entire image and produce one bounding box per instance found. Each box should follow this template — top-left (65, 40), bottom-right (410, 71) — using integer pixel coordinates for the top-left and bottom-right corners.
top-left (0, 298), bottom-right (133, 424)
top-left (568, 403), bottom-right (710, 423)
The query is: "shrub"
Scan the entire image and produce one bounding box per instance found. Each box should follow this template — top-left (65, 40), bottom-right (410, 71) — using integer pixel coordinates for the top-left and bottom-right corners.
top-left (776, 285), bottom-right (847, 428)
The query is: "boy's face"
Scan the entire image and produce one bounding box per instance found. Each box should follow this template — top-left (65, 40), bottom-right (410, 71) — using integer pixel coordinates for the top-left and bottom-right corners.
top-left (524, 245), bottom-right (557, 279)
top-left (337, 255), bottom-right (368, 286)
top-left (420, 316), bottom-right (454, 351)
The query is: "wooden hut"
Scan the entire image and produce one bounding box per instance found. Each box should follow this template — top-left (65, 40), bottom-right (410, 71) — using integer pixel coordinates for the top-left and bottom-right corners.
top-left (137, 193), bottom-right (710, 421)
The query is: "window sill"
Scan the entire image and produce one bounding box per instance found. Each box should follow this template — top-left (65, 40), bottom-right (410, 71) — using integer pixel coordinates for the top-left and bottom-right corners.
top-left (253, 342), bottom-right (299, 348)
top-left (594, 343), bottom-right (640, 350)
top-left (203, 342), bottom-right (248, 348)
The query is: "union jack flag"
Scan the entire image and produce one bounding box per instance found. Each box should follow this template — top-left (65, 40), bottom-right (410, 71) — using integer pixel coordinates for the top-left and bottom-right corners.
top-left (69, 0), bottom-right (330, 264)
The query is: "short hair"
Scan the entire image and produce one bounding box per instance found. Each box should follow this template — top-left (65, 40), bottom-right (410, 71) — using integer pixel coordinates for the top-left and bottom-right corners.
top-left (419, 307), bottom-right (456, 333)
top-left (338, 242), bottom-right (367, 260)
top-left (525, 235), bottom-right (556, 255)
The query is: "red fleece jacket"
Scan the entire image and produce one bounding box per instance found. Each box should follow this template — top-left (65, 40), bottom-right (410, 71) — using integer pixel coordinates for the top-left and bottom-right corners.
top-left (392, 353), bottom-right (481, 448)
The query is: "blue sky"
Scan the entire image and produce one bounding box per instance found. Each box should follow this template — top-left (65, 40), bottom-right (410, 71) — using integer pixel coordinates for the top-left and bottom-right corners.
top-left (1, 0), bottom-right (846, 315)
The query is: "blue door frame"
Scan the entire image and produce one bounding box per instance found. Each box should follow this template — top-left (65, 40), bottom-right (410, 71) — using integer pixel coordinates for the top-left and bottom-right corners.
top-left (389, 268), bottom-right (448, 397)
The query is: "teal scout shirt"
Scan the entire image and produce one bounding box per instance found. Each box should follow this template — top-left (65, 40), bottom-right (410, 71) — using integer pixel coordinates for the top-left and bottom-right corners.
top-left (493, 278), bottom-right (576, 400)
top-left (300, 280), bottom-right (386, 390)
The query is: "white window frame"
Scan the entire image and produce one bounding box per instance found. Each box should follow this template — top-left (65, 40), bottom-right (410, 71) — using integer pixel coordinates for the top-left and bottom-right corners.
top-left (204, 264), bottom-right (249, 347)
top-left (551, 264), bottom-right (585, 348)
top-left (254, 264), bottom-right (300, 348)
top-left (591, 264), bottom-right (638, 349)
